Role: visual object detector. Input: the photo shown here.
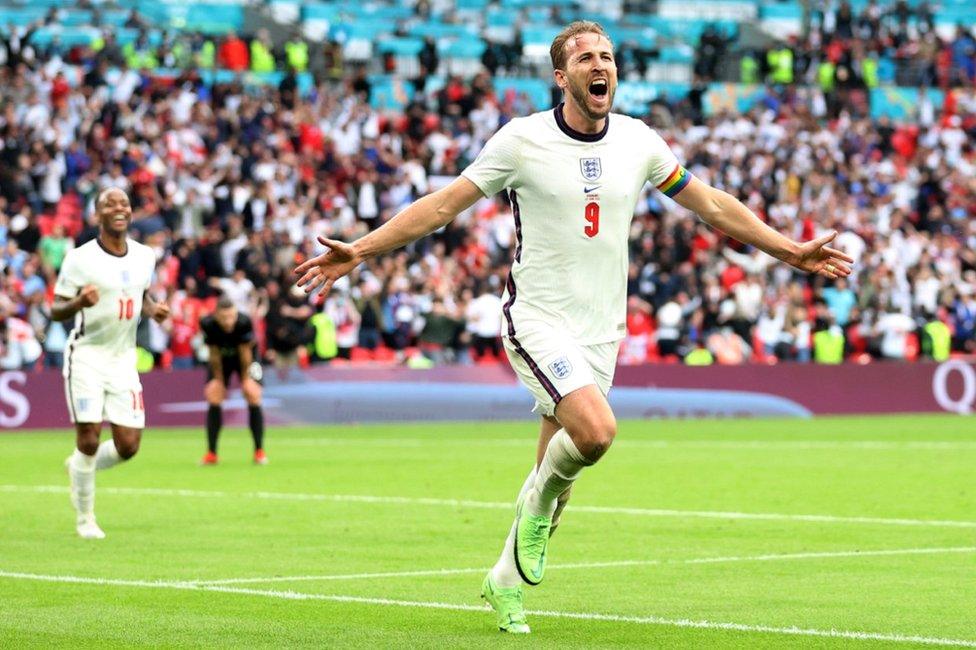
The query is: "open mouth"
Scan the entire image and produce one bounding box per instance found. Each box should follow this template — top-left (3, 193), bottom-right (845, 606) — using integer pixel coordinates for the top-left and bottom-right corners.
top-left (113, 212), bottom-right (130, 225)
top-left (588, 79), bottom-right (609, 100)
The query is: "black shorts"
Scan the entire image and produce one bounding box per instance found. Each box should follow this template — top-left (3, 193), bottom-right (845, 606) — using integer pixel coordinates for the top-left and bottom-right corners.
top-left (207, 356), bottom-right (264, 386)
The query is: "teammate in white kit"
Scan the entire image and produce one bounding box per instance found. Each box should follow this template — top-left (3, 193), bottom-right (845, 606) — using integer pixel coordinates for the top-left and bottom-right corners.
top-left (52, 188), bottom-right (170, 539)
top-left (294, 22), bottom-right (853, 633)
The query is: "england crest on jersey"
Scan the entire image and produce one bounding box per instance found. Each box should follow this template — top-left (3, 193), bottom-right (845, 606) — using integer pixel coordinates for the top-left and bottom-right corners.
top-left (121, 270), bottom-right (130, 284)
top-left (548, 356), bottom-right (574, 380)
top-left (580, 157), bottom-right (602, 181)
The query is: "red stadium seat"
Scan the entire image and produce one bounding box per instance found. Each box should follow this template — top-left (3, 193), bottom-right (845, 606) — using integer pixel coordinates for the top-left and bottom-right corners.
top-left (350, 347), bottom-right (373, 362)
top-left (374, 347), bottom-right (397, 363)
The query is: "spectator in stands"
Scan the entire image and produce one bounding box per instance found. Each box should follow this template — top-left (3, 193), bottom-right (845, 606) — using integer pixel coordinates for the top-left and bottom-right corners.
top-left (324, 289), bottom-right (361, 360)
top-left (874, 303), bottom-right (917, 360)
top-left (951, 289), bottom-right (976, 354)
top-left (38, 223), bottom-right (71, 273)
top-left (419, 298), bottom-right (464, 364)
top-left (0, 6), bottom-right (973, 373)
top-left (266, 282), bottom-right (314, 371)
top-left (465, 283), bottom-right (502, 360)
top-left (210, 267), bottom-right (255, 315)
top-left (250, 29), bottom-right (276, 74)
top-left (822, 277), bottom-right (857, 326)
top-left (218, 31), bottom-right (249, 72)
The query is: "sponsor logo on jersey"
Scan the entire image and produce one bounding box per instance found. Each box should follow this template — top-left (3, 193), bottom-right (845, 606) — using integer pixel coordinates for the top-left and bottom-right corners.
top-left (580, 157), bottom-right (602, 181)
top-left (583, 185), bottom-right (601, 194)
top-left (548, 356), bottom-right (573, 380)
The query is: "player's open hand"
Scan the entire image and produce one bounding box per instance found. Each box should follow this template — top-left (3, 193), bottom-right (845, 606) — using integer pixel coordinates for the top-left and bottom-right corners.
top-left (78, 284), bottom-right (99, 307)
top-left (293, 237), bottom-right (361, 297)
top-left (790, 231), bottom-right (854, 279)
top-left (151, 302), bottom-right (171, 324)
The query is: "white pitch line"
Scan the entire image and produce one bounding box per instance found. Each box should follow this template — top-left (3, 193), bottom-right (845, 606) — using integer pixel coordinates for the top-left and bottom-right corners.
top-left (3, 484), bottom-right (976, 528)
top-left (0, 570), bottom-right (973, 647)
top-left (194, 546), bottom-right (976, 586)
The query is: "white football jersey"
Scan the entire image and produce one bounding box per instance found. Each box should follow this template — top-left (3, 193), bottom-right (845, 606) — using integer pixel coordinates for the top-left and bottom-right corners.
top-left (54, 238), bottom-right (156, 367)
top-left (462, 105), bottom-right (690, 344)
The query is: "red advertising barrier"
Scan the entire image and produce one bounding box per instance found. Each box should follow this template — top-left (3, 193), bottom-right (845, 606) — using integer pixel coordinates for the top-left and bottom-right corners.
top-left (1, 360), bottom-right (974, 430)
top-left (613, 360), bottom-right (976, 416)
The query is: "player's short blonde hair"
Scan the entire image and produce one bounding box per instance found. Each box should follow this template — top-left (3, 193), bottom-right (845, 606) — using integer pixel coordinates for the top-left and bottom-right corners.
top-left (95, 187), bottom-right (128, 210)
top-left (549, 21), bottom-right (613, 71)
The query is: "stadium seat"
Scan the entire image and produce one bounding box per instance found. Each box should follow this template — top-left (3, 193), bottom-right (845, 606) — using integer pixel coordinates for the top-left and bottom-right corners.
top-left (373, 346), bottom-right (397, 363)
top-left (350, 347), bottom-right (373, 362)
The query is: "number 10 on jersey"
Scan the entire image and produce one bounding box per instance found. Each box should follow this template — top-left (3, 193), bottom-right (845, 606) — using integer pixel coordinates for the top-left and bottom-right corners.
top-left (118, 297), bottom-right (135, 320)
top-left (584, 202), bottom-right (600, 238)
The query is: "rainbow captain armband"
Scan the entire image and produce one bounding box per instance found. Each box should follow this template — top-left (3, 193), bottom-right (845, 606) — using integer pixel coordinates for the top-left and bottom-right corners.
top-left (657, 164), bottom-right (693, 198)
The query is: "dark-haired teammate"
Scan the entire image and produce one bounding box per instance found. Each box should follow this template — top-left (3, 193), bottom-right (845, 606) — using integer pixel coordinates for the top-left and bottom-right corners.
top-left (52, 188), bottom-right (169, 539)
top-left (199, 297), bottom-right (267, 465)
top-left (295, 21), bottom-right (853, 633)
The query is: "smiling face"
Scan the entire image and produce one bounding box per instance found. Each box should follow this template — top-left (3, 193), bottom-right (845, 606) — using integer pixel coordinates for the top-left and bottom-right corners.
top-left (555, 31), bottom-right (617, 122)
top-left (96, 188), bottom-right (132, 236)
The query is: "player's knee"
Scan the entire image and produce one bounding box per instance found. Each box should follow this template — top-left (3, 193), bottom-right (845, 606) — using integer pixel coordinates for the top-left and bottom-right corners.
top-left (243, 382), bottom-right (261, 405)
top-left (76, 425), bottom-right (100, 455)
top-left (204, 381), bottom-right (225, 404)
top-left (116, 435), bottom-right (141, 459)
top-left (573, 417), bottom-right (616, 462)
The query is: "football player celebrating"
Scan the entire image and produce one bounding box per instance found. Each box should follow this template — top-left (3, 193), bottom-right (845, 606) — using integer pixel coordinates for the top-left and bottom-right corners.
top-left (53, 188), bottom-right (169, 539)
top-left (295, 21), bottom-right (853, 633)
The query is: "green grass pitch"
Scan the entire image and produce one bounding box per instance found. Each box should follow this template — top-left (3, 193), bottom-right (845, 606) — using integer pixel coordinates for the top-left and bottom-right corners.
top-left (1, 415), bottom-right (975, 648)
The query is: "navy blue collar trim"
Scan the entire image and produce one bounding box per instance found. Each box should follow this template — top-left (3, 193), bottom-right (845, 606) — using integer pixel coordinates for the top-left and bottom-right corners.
top-left (553, 103), bottom-right (609, 142)
top-left (97, 237), bottom-right (129, 257)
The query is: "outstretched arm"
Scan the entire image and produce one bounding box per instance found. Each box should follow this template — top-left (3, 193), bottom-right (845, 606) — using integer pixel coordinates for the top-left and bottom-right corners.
top-left (672, 177), bottom-right (854, 278)
top-left (295, 176), bottom-right (484, 296)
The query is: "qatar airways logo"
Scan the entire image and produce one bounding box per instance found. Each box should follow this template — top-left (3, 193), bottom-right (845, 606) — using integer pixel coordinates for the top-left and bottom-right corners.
top-left (0, 371), bottom-right (30, 428)
top-left (932, 360), bottom-right (976, 415)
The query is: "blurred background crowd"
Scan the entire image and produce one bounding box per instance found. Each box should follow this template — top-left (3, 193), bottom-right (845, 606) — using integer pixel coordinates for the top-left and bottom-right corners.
top-left (0, 0), bottom-right (974, 371)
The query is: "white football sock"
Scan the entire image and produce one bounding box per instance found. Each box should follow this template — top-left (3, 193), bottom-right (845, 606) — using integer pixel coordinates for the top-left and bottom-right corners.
top-left (526, 429), bottom-right (590, 518)
top-left (95, 440), bottom-right (122, 471)
top-left (491, 465), bottom-right (537, 588)
top-left (69, 448), bottom-right (97, 518)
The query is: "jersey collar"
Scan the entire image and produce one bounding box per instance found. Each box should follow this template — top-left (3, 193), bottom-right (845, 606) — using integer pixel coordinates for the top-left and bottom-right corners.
top-left (97, 237), bottom-right (129, 258)
top-left (553, 103), bottom-right (609, 143)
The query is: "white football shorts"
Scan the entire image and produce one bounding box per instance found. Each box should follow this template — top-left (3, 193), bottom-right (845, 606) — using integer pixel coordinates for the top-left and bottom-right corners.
top-left (63, 349), bottom-right (145, 428)
top-left (503, 322), bottom-right (619, 417)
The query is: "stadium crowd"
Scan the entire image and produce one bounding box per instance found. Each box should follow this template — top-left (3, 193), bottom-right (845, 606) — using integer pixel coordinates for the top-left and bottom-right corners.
top-left (1, 16), bottom-right (975, 371)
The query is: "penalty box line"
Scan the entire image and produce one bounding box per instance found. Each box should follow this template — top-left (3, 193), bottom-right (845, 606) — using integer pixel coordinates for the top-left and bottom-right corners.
top-left (0, 570), bottom-right (974, 648)
top-left (193, 546), bottom-right (976, 585)
top-left (3, 484), bottom-right (976, 528)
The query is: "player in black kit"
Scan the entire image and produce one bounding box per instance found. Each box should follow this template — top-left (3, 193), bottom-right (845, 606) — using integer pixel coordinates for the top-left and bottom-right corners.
top-left (199, 297), bottom-right (267, 465)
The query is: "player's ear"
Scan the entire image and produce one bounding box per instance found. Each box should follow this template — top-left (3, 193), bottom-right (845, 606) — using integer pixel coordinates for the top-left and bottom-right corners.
top-left (553, 68), bottom-right (566, 90)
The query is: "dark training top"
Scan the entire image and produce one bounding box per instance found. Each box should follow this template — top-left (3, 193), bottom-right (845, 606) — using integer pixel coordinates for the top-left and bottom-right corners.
top-left (201, 313), bottom-right (255, 357)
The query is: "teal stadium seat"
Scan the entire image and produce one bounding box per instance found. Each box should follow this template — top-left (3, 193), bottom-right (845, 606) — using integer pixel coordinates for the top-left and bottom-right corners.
top-left (0, 7), bottom-right (46, 27)
top-left (441, 38), bottom-right (486, 76)
top-left (60, 11), bottom-right (94, 28)
top-left (30, 27), bottom-right (100, 48)
top-left (407, 24), bottom-right (478, 41)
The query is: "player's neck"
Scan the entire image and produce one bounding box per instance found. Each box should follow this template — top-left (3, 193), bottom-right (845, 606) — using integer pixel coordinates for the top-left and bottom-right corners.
top-left (560, 100), bottom-right (605, 135)
top-left (98, 232), bottom-right (129, 257)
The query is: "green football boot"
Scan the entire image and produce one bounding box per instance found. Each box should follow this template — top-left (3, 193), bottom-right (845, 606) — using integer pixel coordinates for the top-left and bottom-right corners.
top-left (481, 572), bottom-right (530, 634)
top-left (513, 495), bottom-right (552, 585)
